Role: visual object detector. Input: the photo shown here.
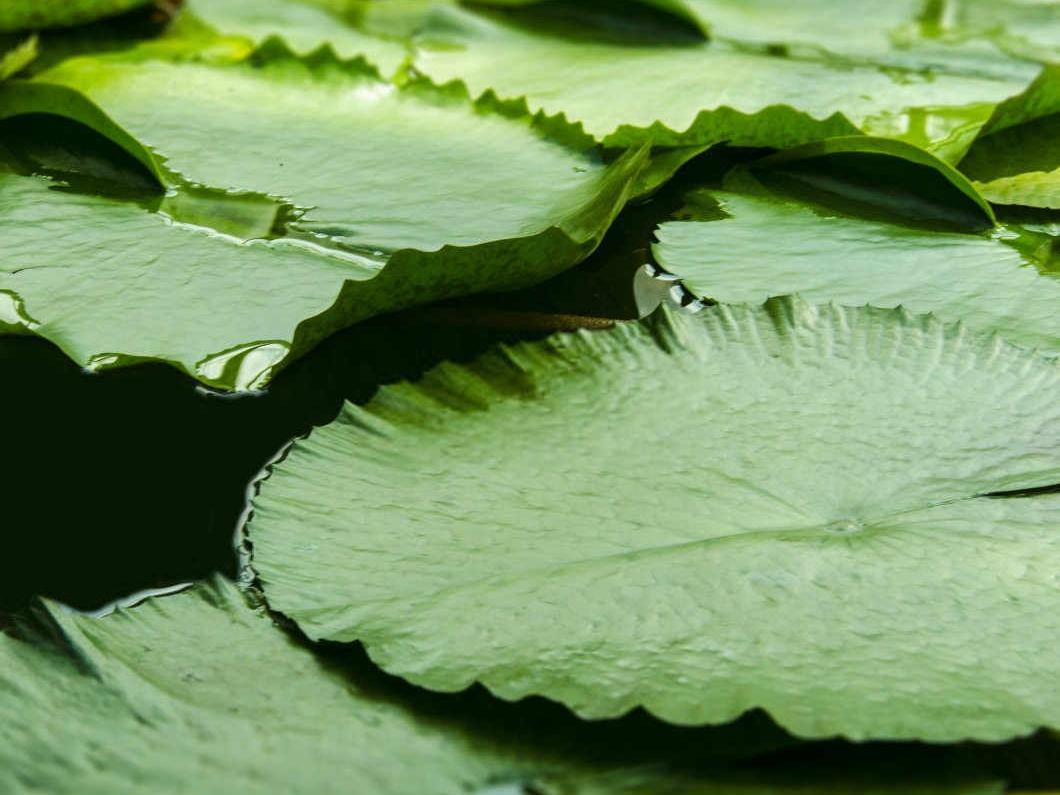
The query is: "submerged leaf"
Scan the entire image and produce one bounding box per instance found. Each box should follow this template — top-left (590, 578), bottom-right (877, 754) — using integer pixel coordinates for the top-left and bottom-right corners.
top-left (0, 0), bottom-right (151, 32)
top-left (0, 578), bottom-right (1008, 794)
top-left (652, 176), bottom-right (1060, 353)
top-left (247, 297), bottom-right (1060, 742)
top-left (0, 51), bottom-right (649, 389)
top-left (398, 2), bottom-right (1033, 152)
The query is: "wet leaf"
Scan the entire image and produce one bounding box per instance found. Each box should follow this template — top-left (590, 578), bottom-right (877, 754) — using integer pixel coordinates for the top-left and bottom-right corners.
top-left (653, 172), bottom-right (1059, 353)
top-left (0, 577), bottom-right (1012, 794)
top-left (0, 50), bottom-right (650, 389)
top-left (396, 2), bottom-right (1034, 152)
top-left (187, 0), bottom-right (409, 76)
top-left (247, 297), bottom-right (1060, 742)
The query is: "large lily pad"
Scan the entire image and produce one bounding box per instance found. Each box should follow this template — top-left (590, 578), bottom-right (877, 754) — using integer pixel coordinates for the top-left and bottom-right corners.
top-left (247, 297), bottom-right (1060, 742)
top-left (652, 177), bottom-right (1060, 354)
top-left (0, 51), bottom-right (648, 389)
top-left (0, 577), bottom-right (1008, 794)
top-left (399, 2), bottom-right (1033, 153)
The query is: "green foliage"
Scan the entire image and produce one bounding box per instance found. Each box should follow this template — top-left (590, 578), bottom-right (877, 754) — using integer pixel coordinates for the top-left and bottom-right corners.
top-left (0, 0), bottom-right (151, 33)
top-left (1, 0), bottom-right (1059, 791)
top-left (247, 297), bottom-right (1060, 742)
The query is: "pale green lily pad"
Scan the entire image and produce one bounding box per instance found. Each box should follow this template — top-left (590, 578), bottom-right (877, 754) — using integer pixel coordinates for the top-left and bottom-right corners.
top-left (401, 3), bottom-right (1031, 152)
top-left (0, 51), bottom-right (649, 389)
top-left (677, 0), bottom-right (920, 55)
top-left (672, 0), bottom-right (1058, 70)
top-left (248, 297), bottom-right (1060, 742)
top-left (187, 0), bottom-right (409, 76)
top-left (0, 0), bottom-right (151, 32)
top-left (652, 177), bottom-right (1059, 354)
top-left (1, 577), bottom-right (1011, 794)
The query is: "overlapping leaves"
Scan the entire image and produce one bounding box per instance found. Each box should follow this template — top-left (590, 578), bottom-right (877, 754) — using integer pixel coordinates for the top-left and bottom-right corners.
top-left (0, 578), bottom-right (1020, 794)
top-left (0, 45), bottom-right (649, 388)
top-left (653, 170), bottom-right (1060, 354)
top-left (2, 0), bottom-right (1060, 792)
top-left (401, 2), bottom-right (1032, 155)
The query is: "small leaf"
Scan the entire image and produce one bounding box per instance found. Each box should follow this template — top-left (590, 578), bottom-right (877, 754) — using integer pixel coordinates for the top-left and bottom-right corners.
top-left (652, 174), bottom-right (1059, 353)
top-left (0, 35), bottom-right (36, 79)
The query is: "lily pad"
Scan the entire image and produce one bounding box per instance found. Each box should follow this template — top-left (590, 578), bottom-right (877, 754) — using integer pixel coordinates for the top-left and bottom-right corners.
top-left (0, 578), bottom-right (715, 794)
top-left (247, 297), bottom-right (1060, 742)
top-left (0, 51), bottom-right (649, 389)
top-left (2, 577), bottom-right (1012, 794)
top-left (663, 0), bottom-right (1059, 70)
top-left (652, 176), bottom-right (1059, 354)
top-left (187, 0), bottom-right (410, 76)
top-left (400, 2), bottom-right (1032, 152)
top-left (0, 0), bottom-right (151, 32)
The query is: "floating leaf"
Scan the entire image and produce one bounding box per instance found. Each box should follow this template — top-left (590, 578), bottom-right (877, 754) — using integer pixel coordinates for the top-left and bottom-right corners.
top-left (667, 0), bottom-right (1059, 69)
top-left (399, 3), bottom-right (1032, 152)
top-left (0, 0), bottom-right (151, 32)
top-left (0, 577), bottom-right (1010, 794)
top-left (187, 0), bottom-right (409, 76)
top-left (247, 297), bottom-right (1060, 742)
top-left (0, 52), bottom-right (649, 389)
top-left (756, 136), bottom-right (996, 223)
top-left (652, 176), bottom-right (1059, 354)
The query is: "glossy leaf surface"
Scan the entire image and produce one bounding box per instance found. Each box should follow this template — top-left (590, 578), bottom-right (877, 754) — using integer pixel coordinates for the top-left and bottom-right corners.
top-left (401, 3), bottom-right (1034, 152)
top-left (0, 52), bottom-right (648, 388)
top-left (188, 0), bottom-right (409, 76)
top-left (653, 178), bottom-right (1060, 353)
